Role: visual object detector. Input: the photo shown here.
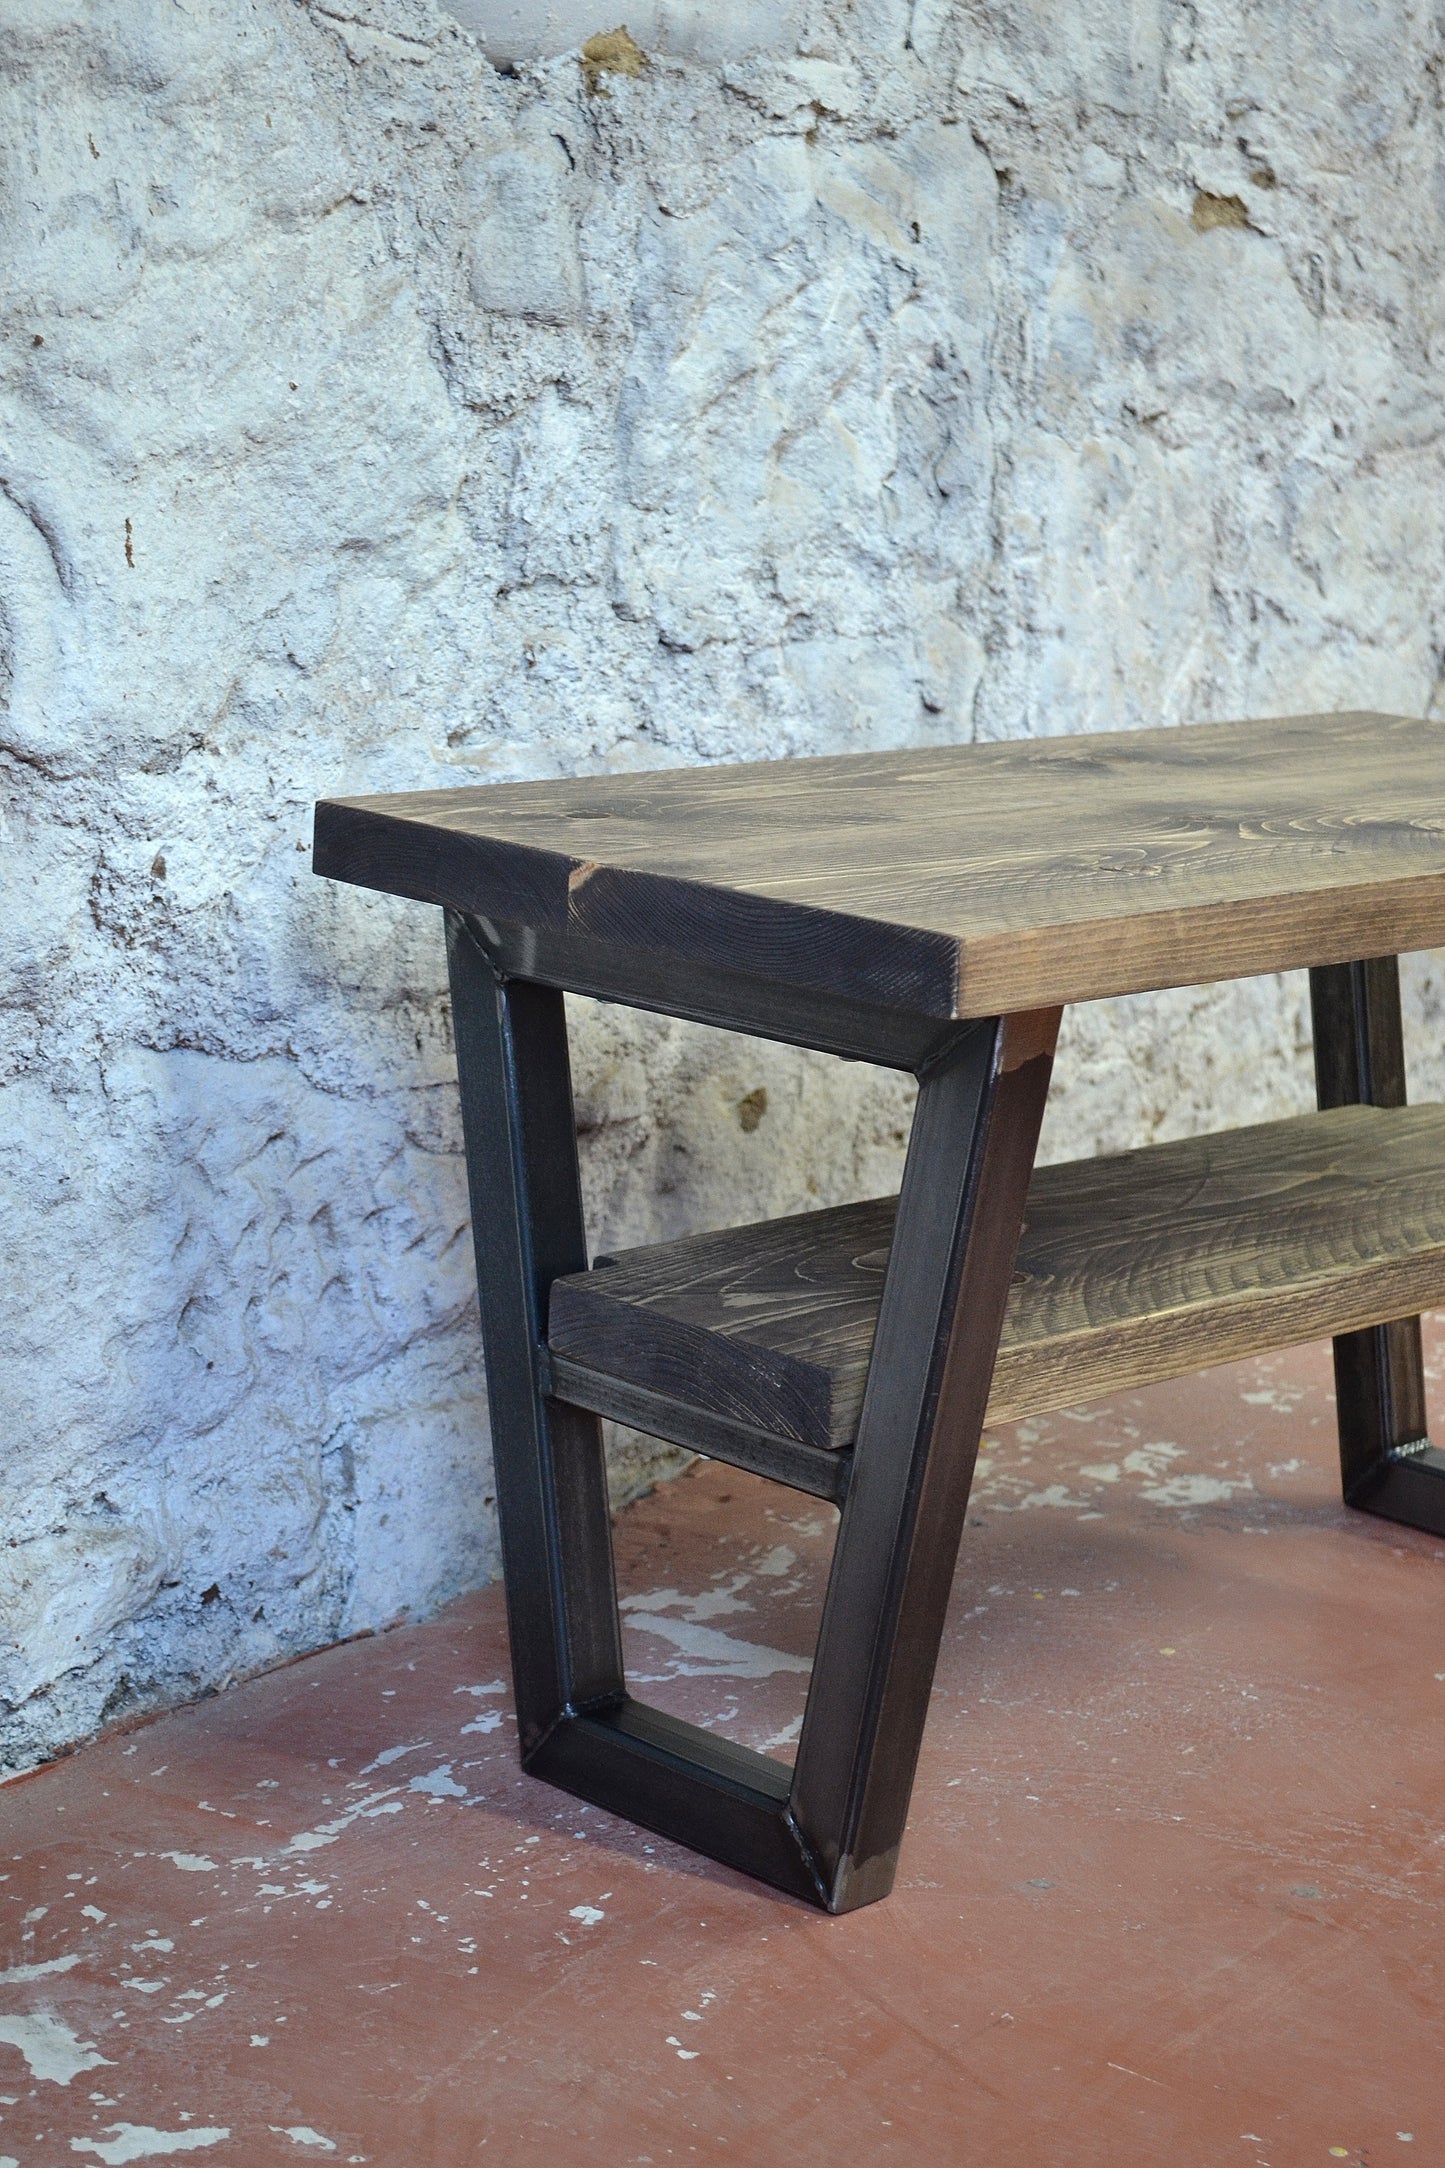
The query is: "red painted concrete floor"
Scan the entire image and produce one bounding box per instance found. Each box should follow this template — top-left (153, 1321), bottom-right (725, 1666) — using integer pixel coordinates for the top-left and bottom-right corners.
top-left (4, 1332), bottom-right (1445, 2167)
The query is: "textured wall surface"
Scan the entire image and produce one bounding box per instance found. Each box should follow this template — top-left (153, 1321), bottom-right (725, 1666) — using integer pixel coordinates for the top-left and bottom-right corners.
top-left (3, 0), bottom-right (1444, 1776)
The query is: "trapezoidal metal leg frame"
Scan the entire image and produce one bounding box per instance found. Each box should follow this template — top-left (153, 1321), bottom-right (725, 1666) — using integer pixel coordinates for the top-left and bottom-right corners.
top-left (447, 906), bottom-right (1058, 1911)
top-left (1310, 956), bottom-right (1445, 1535)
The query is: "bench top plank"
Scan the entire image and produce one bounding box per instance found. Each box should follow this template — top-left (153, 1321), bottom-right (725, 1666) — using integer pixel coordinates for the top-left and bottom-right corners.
top-left (314, 711), bottom-right (1445, 1016)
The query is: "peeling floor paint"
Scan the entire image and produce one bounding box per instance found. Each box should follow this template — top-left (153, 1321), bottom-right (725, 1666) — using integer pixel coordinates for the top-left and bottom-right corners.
top-left (0, 1953), bottom-right (83, 1985)
top-left (356, 1744), bottom-right (430, 1775)
top-left (619, 1607), bottom-right (813, 1679)
top-left (408, 1765), bottom-right (467, 1799)
top-left (0, 2013), bottom-right (110, 2085)
top-left (2, 1334), bottom-right (1445, 2162)
top-left (1140, 1473), bottom-right (1255, 1507)
top-left (70, 2128), bottom-right (231, 2163)
top-left (281, 1789), bottom-right (406, 1855)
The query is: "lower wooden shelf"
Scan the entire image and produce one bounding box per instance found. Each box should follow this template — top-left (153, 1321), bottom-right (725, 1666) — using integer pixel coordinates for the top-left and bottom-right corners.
top-left (546, 1104), bottom-right (1445, 1467)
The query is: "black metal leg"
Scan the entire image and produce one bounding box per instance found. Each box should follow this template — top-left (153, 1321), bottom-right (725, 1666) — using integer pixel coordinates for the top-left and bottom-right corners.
top-left (1309, 957), bottom-right (1445, 1534)
top-left (447, 909), bottom-right (824, 1902)
top-left (445, 911), bottom-right (624, 1750)
top-left (447, 905), bottom-right (1060, 1910)
top-left (790, 1008), bottom-right (1059, 1910)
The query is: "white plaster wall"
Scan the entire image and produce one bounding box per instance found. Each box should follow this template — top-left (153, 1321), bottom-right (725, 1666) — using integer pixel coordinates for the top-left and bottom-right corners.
top-left (438, 0), bottom-right (808, 67)
top-left (3, 0), bottom-right (1444, 1776)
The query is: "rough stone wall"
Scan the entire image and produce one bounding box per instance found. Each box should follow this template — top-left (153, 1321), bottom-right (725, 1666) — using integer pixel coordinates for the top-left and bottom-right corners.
top-left (3, 0), bottom-right (1443, 1775)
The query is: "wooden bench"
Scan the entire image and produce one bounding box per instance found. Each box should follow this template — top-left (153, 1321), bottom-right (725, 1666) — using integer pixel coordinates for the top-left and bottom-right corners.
top-left (315, 711), bottom-right (1445, 1913)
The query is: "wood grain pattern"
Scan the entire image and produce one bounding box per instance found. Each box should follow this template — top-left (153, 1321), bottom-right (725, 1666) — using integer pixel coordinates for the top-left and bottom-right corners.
top-left (542, 1350), bottom-right (854, 1503)
top-left (546, 1104), bottom-right (1445, 1448)
top-left (314, 713), bottom-right (1445, 1016)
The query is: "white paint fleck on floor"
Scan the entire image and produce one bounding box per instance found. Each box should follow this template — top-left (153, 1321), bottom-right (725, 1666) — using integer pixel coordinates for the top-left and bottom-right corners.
top-left (357, 1742), bottom-right (431, 1775)
top-left (282, 1787), bottom-right (407, 1854)
top-left (408, 1765), bottom-right (467, 1799)
top-left (621, 1609), bottom-right (812, 1678)
top-left (69, 2126), bottom-right (230, 2163)
top-left (620, 1583), bottom-right (811, 1678)
top-left (0, 2012), bottom-right (111, 2085)
top-left (0, 1952), bottom-right (83, 1985)
top-left (1141, 1473), bottom-right (1255, 1507)
top-left (459, 1712), bottom-right (503, 1736)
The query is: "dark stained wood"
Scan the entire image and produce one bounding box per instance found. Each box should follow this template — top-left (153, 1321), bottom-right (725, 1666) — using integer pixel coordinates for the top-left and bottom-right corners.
top-left (314, 713), bottom-right (1445, 1017)
top-left (542, 1350), bottom-right (853, 1503)
top-left (462, 913), bottom-right (974, 1071)
top-left (550, 1197), bottom-right (898, 1449)
top-left (546, 1104), bottom-right (1445, 1450)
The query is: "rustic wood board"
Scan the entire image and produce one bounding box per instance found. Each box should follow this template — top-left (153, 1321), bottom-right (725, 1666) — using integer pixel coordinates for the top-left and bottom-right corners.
top-left (545, 1104), bottom-right (1445, 1449)
top-left (314, 713), bottom-right (1445, 1016)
